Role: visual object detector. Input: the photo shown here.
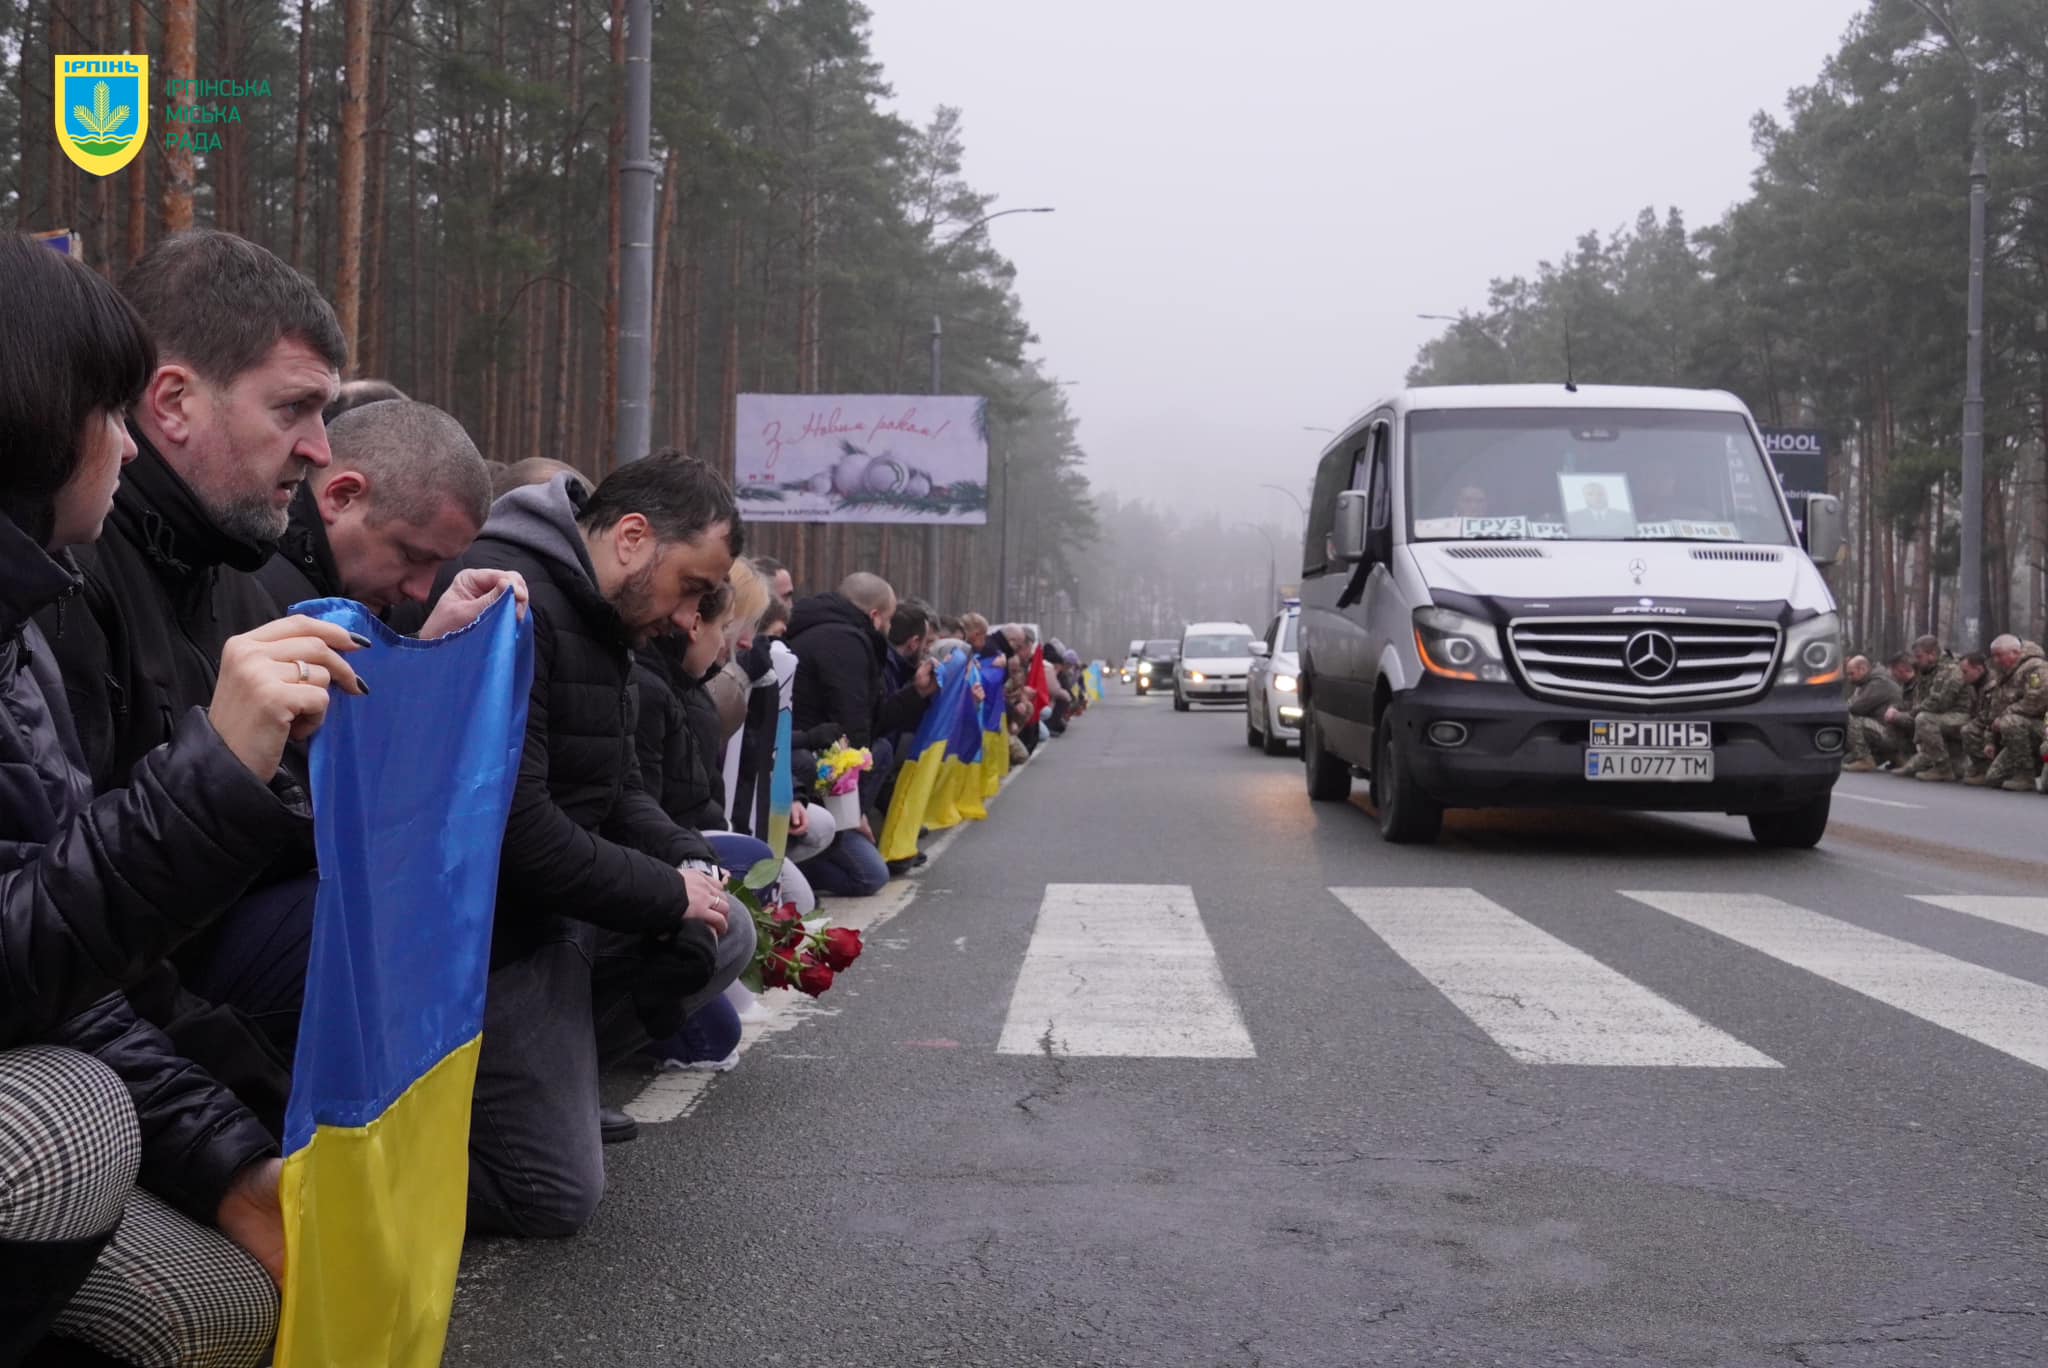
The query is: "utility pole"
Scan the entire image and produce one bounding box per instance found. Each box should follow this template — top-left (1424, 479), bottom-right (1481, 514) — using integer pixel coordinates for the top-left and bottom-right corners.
top-left (613, 0), bottom-right (656, 465)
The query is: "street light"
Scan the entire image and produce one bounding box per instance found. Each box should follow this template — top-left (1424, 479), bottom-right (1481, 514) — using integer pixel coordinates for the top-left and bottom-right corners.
top-left (1302, 425), bottom-right (1336, 436)
top-left (999, 378), bottom-right (1079, 622)
top-left (926, 206), bottom-right (1056, 610)
top-left (1259, 482), bottom-right (1307, 574)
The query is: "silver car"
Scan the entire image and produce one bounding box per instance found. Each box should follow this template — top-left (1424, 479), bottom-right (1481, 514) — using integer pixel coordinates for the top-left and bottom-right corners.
top-left (1245, 604), bottom-right (1302, 755)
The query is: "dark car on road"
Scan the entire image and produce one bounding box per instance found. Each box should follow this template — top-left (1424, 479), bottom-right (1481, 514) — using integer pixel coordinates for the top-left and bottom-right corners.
top-left (1132, 638), bottom-right (1180, 696)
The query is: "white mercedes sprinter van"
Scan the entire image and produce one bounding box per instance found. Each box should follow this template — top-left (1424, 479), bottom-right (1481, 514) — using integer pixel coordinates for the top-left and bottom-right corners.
top-left (1297, 385), bottom-right (1848, 848)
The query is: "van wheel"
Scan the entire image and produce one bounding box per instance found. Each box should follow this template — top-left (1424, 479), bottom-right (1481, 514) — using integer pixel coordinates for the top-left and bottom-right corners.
top-left (1747, 796), bottom-right (1830, 849)
top-left (1304, 709), bottom-right (1352, 802)
top-left (1372, 720), bottom-right (1443, 844)
top-left (1245, 706), bottom-right (1263, 748)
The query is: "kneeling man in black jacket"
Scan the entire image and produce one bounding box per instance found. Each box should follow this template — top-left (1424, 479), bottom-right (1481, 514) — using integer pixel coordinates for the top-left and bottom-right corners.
top-left (431, 452), bottom-right (747, 1237)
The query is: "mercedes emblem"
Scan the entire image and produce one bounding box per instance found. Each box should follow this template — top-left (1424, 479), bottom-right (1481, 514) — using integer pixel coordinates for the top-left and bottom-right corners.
top-left (1623, 628), bottom-right (1678, 682)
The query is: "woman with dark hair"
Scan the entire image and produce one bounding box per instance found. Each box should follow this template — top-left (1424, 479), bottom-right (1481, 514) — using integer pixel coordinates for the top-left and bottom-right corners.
top-left (0, 234), bottom-right (366, 1366)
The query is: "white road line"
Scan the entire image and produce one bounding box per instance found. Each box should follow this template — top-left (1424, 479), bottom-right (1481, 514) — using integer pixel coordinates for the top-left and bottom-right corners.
top-left (1331, 887), bottom-right (1777, 1068)
top-left (996, 884), bottom-right (1255, 1058)
top-left (1833, 790), bottom-right (1924, 810)
top-left (1913, 895), bottom-right (2048, 938)
top-left (1625, 891), bottom-right (2048, 1072)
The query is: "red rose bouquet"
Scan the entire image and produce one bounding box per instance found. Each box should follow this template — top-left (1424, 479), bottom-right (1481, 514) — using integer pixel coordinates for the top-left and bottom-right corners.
top-left (736, 886), bottom-right (863, 998)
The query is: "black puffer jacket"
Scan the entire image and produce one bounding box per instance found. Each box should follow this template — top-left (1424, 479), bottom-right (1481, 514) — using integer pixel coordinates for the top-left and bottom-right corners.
top-left (254, 481), bottom-right (343, 611)
top-left (0, 510), bottom-right (300, 1219)
top-left (38, 429), bottom-right (292, 795)
top-left (631, 643), bottom-right (726, 832)
top-left (441, 477), bottom-right (717, 971)
top-left (788, 593), bottom-right (928, 749)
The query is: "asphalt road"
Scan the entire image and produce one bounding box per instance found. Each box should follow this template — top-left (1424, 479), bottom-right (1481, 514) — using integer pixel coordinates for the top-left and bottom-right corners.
top-left (445, 691), bottom-right (2048, 1368)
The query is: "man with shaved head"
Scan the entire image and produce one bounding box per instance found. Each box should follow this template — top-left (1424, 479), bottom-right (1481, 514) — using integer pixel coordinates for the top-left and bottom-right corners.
top-left (1839, 653), bottom-right (1903, 773)
top-left (258, 399), bottom-right (494, 618)
top-left (787, 571), bottom-right (940, 894)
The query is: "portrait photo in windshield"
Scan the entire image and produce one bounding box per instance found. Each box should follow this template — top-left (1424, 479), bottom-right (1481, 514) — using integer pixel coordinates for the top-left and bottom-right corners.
top-left (1407, 408), bottom-right (1789, 545)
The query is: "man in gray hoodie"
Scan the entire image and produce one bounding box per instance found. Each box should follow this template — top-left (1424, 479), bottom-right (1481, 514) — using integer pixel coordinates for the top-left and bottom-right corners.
top-left (428, 453), bottom-right (747, 1237)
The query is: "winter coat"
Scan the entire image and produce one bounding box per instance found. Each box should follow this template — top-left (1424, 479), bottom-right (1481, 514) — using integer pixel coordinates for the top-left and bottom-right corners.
top-left (254, 481), bottom-right (343, 611)
top-left (788, 593), bottom-right (927, 749)
top-left (440, 476), bottom-right (716, 973)
top-left (0, 509), bottom-right (301, 1220)
top-left (1845, 673), bottom-right (1902, 720)
top-left (631, 644), bottom-right (727, 832)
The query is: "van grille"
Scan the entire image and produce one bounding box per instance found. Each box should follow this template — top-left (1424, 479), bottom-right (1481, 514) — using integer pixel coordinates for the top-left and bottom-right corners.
top-left (1506, 617), bottom-right (1781, 704)
top-left (1443, 545), bottom-right (1548, 560)
top-left (1690, 548), bottom-right (1783, 563)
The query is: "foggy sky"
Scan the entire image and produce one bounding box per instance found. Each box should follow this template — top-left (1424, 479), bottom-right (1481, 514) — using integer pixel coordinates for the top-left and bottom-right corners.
top-left (864, 0), bottom-right (1868, 533)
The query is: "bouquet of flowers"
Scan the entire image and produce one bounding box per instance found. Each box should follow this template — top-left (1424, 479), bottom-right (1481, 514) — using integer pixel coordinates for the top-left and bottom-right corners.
top-left (814, 741), bottom-right (873, 798)
top-left (735, 886), bottom-right (864, 998)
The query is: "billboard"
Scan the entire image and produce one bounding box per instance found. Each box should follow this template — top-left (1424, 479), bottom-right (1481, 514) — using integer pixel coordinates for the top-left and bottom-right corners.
top-left (1758, 427), bottom-right (1829, 496)
top-left (734, 394), bottom-right (989, 525)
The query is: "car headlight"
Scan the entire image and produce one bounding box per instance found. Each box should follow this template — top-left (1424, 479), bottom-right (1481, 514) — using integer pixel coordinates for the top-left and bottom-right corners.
top-left (1778, 611), bottom-right (1842, 686)
top-left (1414, 606), bottom-right (1508, 683)
top-left (1186, 670), bottom-right (1207, 683)
top-left (1273, 673), bottom-right (1298, 693)
top-left (1139, 662), bottom-right (1152, 675)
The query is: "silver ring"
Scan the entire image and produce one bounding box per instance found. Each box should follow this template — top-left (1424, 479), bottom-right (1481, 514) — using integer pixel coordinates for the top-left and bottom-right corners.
top-left (296, 660), bottom-right (310, 684)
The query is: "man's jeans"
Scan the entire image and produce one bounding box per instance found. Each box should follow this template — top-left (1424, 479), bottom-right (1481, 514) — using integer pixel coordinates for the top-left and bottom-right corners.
top-left (799, 830), bottom-right (890, 897)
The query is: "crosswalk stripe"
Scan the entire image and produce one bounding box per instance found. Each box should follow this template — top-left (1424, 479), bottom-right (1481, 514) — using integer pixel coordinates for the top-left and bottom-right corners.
top-left (1912, 895), bottom-right (2048, 938)
top-left (1330, 887), bottom-right (1778, 1068)
top-left (996, 883), bottom-right (1255, 1058)
top-left (1624, 891), bottom-right (2048, 1071)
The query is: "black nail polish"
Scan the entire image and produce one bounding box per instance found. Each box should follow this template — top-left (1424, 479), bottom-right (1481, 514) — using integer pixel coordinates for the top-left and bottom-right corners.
top-left (354, 675), bottom-right (372, 695)
top-left (348, 632), bottom-right (373, 649)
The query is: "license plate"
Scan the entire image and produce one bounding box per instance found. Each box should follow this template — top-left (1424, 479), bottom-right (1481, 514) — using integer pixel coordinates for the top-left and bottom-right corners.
top-left (1584, 749), bottom-right (1714, 782)
top-left (1590, 720), bottom-right (1711, 749)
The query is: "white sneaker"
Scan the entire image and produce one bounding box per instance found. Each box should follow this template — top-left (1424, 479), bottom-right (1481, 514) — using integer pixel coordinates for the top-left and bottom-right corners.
top-left (661, 1049), bottom-right (739, 1073)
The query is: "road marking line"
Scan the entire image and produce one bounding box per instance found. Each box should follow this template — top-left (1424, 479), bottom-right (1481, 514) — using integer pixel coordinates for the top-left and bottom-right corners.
top-left (1332, 887), bottom-right (1777, 1067)
top-left (1624, 891), bottom-right (2048, 1072)
top-left (1833, 790), bottom-right (1924, 810)
top-left (996, 883), bottom-right (1255, 1058)
top-left (1913, 895), bottom-right (2048, 938)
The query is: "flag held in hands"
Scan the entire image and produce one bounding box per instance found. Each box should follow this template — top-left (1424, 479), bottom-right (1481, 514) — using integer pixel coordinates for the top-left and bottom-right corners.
top-left (880, 649), bottom-right (980, 863)
top-left (276, 593), bottom-right (532, 1368)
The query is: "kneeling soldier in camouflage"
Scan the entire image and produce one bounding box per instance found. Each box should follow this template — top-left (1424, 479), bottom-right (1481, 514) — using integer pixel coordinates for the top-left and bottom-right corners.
top-left (1909, 651), bottom-right (1984, 782)
top-left (1841, 654), bottom-right (1903, 773)
top-left (1976, 635), bottom-right (2048, 791)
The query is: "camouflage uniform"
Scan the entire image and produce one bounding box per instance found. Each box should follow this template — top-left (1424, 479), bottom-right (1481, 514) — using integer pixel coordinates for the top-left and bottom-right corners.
top-left (1843, 671), bottom-right (1904, 768)
top-left (1961, 661), bottom-right (2006, 780)
top-left (1909, 657), bottom-right (1973, 778)
top-left (1984, 645), bottom-right (2048, 788)
top-left (1886, 657), bottom-right (1942, 763)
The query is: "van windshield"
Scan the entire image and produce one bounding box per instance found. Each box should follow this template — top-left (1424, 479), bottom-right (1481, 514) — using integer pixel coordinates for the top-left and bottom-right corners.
top-left (1143, 639), bottom-right (1179, 657)
top-left (1405, 408), bottom-right (1794, 546)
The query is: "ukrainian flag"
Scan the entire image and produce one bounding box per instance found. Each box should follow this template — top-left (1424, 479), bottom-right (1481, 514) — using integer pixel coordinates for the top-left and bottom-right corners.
top-left (1085, 663), bottom-right (1105, 702)
top-left (979, 658), bottom-right (1010, 799)
top-left (925, 652), bottom-right (987, 831)
top-left (879, 651), bottom-right (976, 863)
top-left (277, 594), bottom-right (531, 1368)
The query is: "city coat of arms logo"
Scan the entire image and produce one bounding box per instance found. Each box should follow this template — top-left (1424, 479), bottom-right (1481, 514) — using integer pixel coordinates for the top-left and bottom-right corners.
top-left (55, 54), bottom-right (149, 176)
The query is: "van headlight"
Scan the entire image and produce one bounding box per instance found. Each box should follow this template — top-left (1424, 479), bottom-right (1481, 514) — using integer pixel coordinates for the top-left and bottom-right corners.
top-left (1273, 673), bottom-right (1298, 693)
top-left (1186, 669), bottom-right (1207, 683)
top-left (1778, 611), bottom-right (1843, 687)
top-left (1414, 606), bottom-right (1508, 683)
top-left (1139, 661), bottom-right (1152, 675)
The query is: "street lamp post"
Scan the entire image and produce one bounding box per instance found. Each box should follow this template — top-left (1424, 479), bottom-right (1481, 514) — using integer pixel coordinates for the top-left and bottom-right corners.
top-left (926, 206), bottom-right (1055, 610)
top-left (1259, 482), bottom-right (1306, 587)
top-left (613, 0), bottom-right (656, 466)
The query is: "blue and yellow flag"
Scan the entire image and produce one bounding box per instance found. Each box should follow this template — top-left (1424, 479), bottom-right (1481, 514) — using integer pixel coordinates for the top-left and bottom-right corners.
top-left (979, 658), bottom-right (1011, 799)
top-left (278, 594), bottom-right (532, 1368)
top-left (1085, 663), bottom-right (1105, 702)
top-left (924, 652), bottom-right (987, 832)
top-left (879, 651), bottom-right (976, 863)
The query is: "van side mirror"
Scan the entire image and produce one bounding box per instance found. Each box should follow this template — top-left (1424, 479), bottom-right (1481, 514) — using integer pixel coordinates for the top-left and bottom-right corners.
top-left (1332, 490), bottom-right (1370, 565)
top-left (1802, 494), bottom-right (1845, 566)
top-left (1249, 640), bottom-right (1270, 658)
